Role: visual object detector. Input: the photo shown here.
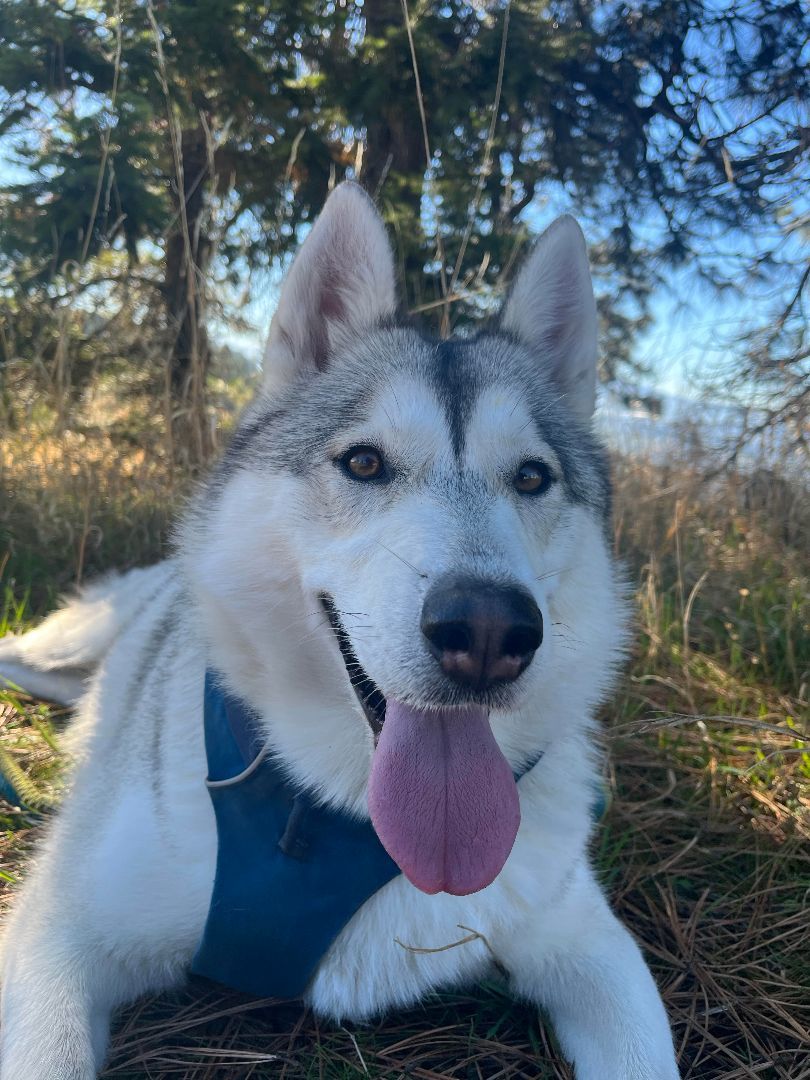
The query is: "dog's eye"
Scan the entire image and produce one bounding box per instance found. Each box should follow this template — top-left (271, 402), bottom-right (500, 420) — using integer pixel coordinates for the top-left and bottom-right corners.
top-left (514, 460), bottom-right (554, 495)
top-left (341, 446), bottom-right (386, 481)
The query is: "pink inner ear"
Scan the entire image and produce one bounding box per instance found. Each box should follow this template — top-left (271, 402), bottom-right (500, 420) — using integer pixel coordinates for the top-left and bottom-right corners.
top-left (308, 318), bottom-right (331, 372)
top-left (318, 276), bottom-right (345, 321)
top-left (543, 295), bottom-right (579, 354)
top-left (309, 260), bottom-right (346, 371)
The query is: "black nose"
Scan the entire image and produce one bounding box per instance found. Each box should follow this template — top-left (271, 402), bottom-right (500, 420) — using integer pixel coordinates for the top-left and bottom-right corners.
top-left (420, 577), bottom-right (543, 691)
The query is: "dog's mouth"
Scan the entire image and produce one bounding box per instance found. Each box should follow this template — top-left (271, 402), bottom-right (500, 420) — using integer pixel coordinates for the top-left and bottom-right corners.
top-left (318, 591), bottom-right (521, 897)
top-left (319, 594), bottom-right (386, 738)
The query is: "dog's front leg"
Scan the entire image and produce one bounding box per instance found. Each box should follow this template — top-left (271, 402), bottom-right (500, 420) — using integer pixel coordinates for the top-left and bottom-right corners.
top-left (0, 853), bottom-right (195, 1080)
top-left (0, 937), bottom-right (116, 1080)
top-left (500, 863), bottom-right (679, 1080)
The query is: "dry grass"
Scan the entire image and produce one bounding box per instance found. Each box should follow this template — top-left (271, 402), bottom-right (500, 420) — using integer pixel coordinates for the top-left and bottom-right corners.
top-left (0, 368), bottom-right (253, 604)
top-left (0, 394), bottom-right (808, 1079)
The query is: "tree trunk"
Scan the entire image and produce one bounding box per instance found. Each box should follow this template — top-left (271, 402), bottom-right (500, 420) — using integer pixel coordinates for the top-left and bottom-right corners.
top-left (162, 124), bottom-right (212, 461)
top-left (163, 125), bottom-right (211, 397)
top-left (358, 0), bottom-right (434, 317)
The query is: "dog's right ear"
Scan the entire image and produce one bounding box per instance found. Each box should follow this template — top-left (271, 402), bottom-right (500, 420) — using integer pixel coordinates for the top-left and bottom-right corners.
top-left (499, 215), bottom-right (598, 421)
top-left (263, 182), bottom-right (397, 393)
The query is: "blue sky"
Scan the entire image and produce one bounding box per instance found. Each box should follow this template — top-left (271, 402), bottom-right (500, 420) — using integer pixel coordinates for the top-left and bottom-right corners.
top-left (0, 134), bottom-right (797, 407)
top-left (209, 217), bottom-right (755, 402)
top-left (2, 0), bottom-right (806, 412)
top-left (0, 129), bottom-right (777, 405)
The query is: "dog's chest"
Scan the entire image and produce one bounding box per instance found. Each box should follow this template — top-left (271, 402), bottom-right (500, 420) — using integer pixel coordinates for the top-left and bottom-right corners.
top-left (80, 653), bottom-right (584, 1020)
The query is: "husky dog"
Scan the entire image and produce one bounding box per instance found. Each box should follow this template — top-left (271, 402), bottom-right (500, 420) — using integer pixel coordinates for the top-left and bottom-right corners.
top-left (0, 183), bottom-right (679, 1079)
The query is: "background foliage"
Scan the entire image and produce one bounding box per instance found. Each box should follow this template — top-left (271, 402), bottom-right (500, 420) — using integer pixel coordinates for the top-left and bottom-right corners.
top-left (1, 0), bottom-right (808, 456)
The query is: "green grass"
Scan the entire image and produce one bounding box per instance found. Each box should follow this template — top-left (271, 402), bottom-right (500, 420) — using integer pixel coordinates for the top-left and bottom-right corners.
top-left (0, 401), bottom-right (808, 1078)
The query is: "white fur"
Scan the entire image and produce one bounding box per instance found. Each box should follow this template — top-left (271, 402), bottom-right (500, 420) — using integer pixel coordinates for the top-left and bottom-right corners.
top-left (0, 185), bottom-right (679, 1080)
top-left (0, 564), bottom-right (174, 707)
top-left (263, 182), bottom-right (397, 395)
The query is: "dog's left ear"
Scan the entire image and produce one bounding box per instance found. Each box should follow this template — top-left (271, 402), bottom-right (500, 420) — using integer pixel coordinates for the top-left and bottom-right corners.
top-left (500, 215), bottom-right (598, 420)
top-left (263, 182), bottom-right (397, 393)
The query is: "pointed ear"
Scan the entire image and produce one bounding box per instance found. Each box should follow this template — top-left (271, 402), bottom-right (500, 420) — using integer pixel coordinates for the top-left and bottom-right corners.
top-left (500, 215), bottom-right (598, 420)
top-left (263, 182), bottom-right (397, 393)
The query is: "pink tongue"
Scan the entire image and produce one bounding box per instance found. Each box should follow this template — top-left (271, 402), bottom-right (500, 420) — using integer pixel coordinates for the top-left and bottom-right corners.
top-left (367, 701), bottom-right (520, 896)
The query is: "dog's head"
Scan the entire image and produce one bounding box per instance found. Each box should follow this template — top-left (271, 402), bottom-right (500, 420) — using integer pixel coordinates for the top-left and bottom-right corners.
top-left (187, 183), bottom-right (627, 896)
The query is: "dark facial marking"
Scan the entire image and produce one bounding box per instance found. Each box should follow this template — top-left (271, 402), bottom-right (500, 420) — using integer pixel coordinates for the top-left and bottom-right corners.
top-left (430, 339), bottom-right (481, 459)
top-left (214, 407), bottom-right (286, 486)
top-left (213, 378), bottom-right (375, 489)
top-left (528, 399), bottom-right (612, 528)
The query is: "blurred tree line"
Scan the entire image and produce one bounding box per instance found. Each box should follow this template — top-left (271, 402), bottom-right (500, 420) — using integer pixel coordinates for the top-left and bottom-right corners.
top-left (0, 0), bottom-right (807, 459)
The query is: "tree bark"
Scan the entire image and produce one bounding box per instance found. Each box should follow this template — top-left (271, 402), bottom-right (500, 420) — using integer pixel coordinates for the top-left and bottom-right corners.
top-left (360, 0), bottom-right (425, 192)
top-left (358, 0), bottom-right (432, 315)
top-left (162, 124), bottom-right (211, 399)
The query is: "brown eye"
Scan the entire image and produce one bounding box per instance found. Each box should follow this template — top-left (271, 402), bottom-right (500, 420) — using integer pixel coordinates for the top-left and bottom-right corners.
top-left (341, 446), bottom-right (386, 481)
top-left (514, 460), bottom-right (554, 495)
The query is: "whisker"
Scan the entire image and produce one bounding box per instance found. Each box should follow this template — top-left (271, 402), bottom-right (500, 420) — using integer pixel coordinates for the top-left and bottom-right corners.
top-left (276, 609), bottom-right (331, 634)
top-left (373, 539), bottom-right (429, 579)
top-left (536, 567), bottom-right (565, 584)
top-left (295, 619), bottom-right (334, 647)
top-left (382, 369), bottom-right (402, 413)
top-left (552, 621), bottom-right (585, 647)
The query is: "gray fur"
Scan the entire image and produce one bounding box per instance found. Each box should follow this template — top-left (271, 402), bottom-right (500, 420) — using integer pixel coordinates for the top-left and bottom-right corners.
top-left (209, 324), bottom-right (611, 526)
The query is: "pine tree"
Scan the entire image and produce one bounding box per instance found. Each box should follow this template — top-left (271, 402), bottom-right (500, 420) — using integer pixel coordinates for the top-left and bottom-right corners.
top-left (0, 0), bottom-right (330, 402)
top-left (1, 0), bottom-right (807, 443)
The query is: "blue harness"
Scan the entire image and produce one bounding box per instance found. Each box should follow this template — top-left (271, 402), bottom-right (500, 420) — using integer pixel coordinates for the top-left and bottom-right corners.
top-left (191, 672), bottom-right (556, 999)
top-left (191, 672), bottom-right (400, 998)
